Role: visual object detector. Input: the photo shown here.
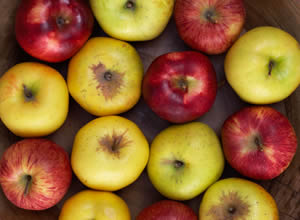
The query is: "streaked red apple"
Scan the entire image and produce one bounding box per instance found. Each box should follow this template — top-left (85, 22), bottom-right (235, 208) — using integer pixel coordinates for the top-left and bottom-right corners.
top-left (174, 0), bottom-right (246, 54)
top-left (0, 139), bottom-right (72, 210)
top-left (143, 51), bottom-right (217, 123)
top-left (221, 106), bottom-right (297, 180)
top-left (15, 0), bottom-right (94, 62)
top-left (137, 200), bottom-right (197, 220)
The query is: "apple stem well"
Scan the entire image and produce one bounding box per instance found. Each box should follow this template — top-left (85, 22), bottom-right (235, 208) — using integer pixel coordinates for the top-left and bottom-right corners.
top-left (254, 136), bottom-right (264, 151)
top-left (174, 160), bottom-right (184, 169)
top-left (204, 9), bottom-right (217, 24)
top-left (56, 16), bottom-right (70, 27)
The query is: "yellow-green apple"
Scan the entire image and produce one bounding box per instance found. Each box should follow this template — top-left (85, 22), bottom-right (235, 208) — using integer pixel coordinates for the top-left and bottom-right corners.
top-left (199, 178), bottom-right (279, 219)
top-left (0, 62), bottom-right (69, 137)
top-left (174, 0), bottom-right (245, 54)
top-left (225, 26), bottom-right (300, 104)
top-left (89, 0), bottom-right (174, 41)
top-left (221, 106), bottom-right (297, 180)
top-left (0, 139), bottom-right (72, 210)
top-left (143, 51), bottom-right (217, 123)
top-left (59, 190), bottom-right (130, 220)
top-left (137, 200), bottom-right (197, 220)
top-left (68, 37), bottom-right (143, 116)
top-left (71, 116), bottom-right (149, 191)
top-left (147, 122), bottom-right (224, 200)
top-left (15, 0), bottom-right (94, 63)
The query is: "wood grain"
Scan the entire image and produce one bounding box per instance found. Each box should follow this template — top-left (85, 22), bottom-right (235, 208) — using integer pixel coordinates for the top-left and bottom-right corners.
top-left (0, 0), bottom-right (299, 219)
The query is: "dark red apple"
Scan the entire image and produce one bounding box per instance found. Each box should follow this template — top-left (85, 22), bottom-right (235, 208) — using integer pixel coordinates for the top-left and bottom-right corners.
top-left (221, 106), bottom-right (297, 180)
top-left (0, 139), bottom-right (72, 210)
top-left (15, 0), bottom-right (94, 63)
top-left (174, 0), bottom-right (246, 54)
top-left (143, 51), bottom-right (217, 123)
top-left (136, 200), bottom-right (198, 220)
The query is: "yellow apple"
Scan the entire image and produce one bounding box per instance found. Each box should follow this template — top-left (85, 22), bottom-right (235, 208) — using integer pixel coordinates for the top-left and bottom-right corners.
top-left (68, 37), bottom-right (143, 116)
top-left (147, 122), bottom-right (224, 200)
top-left (0, 62), bottom-right (69, 137)
top-left (89, 0), bottom-right (174, 41)
top-left (225, 26), bottom-right (300, 104)
top-left (199, 178), bottom-right (279, 220)
top-left (59, 190), bottom-right (131, 220)
top-left (71, 116), bottom-right (149, 191)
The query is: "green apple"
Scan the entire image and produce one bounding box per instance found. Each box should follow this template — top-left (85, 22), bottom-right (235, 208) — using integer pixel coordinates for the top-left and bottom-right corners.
top-left (199, 178), bottom-right (279, 220)
top-left (147, 122), bottom-right (224, 201)
top-left (89, 0), bottom-right (174, 41)
top-left (225, 26), bottom-right (300, 104)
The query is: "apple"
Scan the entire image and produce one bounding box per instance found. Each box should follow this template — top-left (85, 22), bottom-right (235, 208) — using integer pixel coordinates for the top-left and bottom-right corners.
top-left (89, 0), bottom-right (174, 41)
top-left (59, 190), bottom-right (130, 220)
top-left (225, 26), bottom-right (300, 104)
top-left (174, 0), bottom-right (245, 54)
top-left (0, 62), bottom-right (69, 137)
top-left (0, 139), bottom-right (72, 210)
top-left (137, 200), bottom-right (197, 220)
top-left (199, 178), bottom-right (279, 219)
top-left (71, 116), bottom-right (149, 191)
top-left (221, 106), bottom-right (297, 180)
top-left (15, 0), bottom-right (94, 63)
top-left (147, 122), bottom-right (224, 200)
top-left (68, 37), bottom-right (144, 116)
top-left (143, 51), bottom-right (217, 123)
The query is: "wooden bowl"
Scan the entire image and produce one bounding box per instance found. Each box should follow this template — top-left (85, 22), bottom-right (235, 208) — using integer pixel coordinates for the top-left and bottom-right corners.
top-left (0, 0), bottom-right (299, 219)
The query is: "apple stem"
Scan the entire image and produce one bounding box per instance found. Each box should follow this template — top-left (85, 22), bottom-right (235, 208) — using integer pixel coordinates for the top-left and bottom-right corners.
top-left (174, 160), bottom-right (184, 168)
top-left (104, 71), bottom-right (113, 81)
top-left (24, 175), bottom-right (32, 196)
top-left (204, 10), bottom-right (216, 24)
top-left (228, 206), bottom-right (236, 214)
top-left (268, 60), bottom-right (274, 76)
top-left (126, 0), bottom-right (135, 9)
top-left (178, 78), bottom-right (188, 92)
top-left (254, 137), bottom-right (264, 151)
top-left (23, 84), bottom-right (34, 101)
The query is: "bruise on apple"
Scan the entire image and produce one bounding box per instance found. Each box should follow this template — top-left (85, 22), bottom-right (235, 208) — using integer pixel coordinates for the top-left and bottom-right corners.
top-left (98, 129), bottom-right (132, 158)
top-left (90, 62), bottom-right (124, 101)
top-left (206, 191), bottom-right (250, 220)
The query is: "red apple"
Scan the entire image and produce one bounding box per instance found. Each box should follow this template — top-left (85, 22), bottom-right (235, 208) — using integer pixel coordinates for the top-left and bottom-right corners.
top-left (0, 139), bottom-right (72, 210)
top-left (143, 51), bottom-right (217, 123)
top-left (174, 0), bottom-right (246, 54)
top-left (15, 0), bottom-right (94, 63)
top-left (136, 200), bottom-right (198, 220)
top-left (221, 106), bottom-right (297, 180)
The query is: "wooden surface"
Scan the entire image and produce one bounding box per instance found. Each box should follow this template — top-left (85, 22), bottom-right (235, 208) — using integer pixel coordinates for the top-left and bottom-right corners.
top-left (0, 0), bottom-right (299, 219)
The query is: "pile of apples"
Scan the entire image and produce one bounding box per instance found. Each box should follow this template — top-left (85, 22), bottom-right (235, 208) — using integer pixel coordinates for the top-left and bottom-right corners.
top-left (0, 0), bottom-right (299, 219)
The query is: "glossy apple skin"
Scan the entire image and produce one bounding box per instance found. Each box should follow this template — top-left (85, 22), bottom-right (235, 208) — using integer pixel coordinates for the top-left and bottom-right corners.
top-left (143, 51), bottom-right (217, 123)
top-left (15, 0), bottom-right (94, 62)
top-left (221, 106), bottom-right (297, 180)
top-left (174, 0), bottom-right (245, 54)
top-left (0, 139), bottom-right (72, 210)
top-left (137, 200), bottom-right (197, 220)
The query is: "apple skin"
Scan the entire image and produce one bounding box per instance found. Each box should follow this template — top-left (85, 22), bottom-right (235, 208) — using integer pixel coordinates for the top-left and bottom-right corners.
top-left (15, 0), bottom-right (94, 63)
top-left (137, 200), bottom-right (197, 220)
top-left (71, 116), bottom-right (149, 191)
top-left (199, 178), bottom-right (279, 220)
top-left (225, 26), bottom-right (300, 104)
top-left (143, 51), bottom-right (217, 123)
top-left (0, 139), bottom-right (72, 210)
top-left (0, 62), bottom-right (69, 137)
top-left (59, 190), bottom-right (130, 220)
top-left (174, 0), bottom-right (245, 54)
top-left (147, 122), bottom-right (224, 201)
top-left (221, 106), bottom-right (297, 180)
top-left (89, 0), bottom-right (174, 41)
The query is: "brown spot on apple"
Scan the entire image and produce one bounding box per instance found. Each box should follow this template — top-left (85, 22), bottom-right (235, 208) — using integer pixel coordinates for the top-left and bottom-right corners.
top-left (206, 191), bottom-right (250, 220)
top-left (90, 62), bottom-right (124, 100)
top-left (97, 129), bottom-right (132, 158)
